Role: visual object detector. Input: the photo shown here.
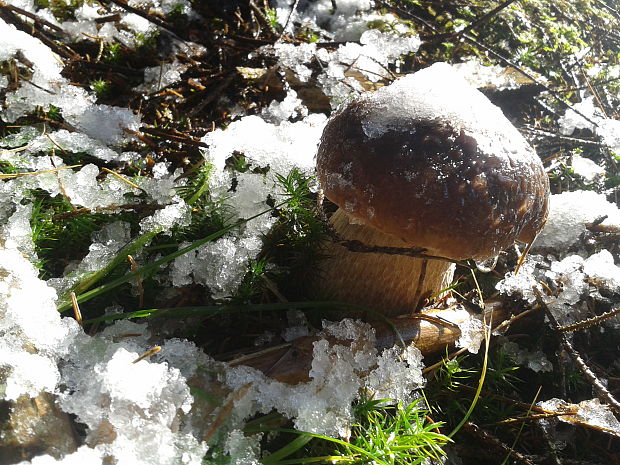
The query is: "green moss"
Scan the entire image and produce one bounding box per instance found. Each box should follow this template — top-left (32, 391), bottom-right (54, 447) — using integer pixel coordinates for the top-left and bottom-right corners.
top-left (29, 191), bottom-right (139, 278)
top-left (90, 79), bottom-right (112, 99)
top-left (34, 0), bottom-right (82, 22)
top-left (261, 169), bottom-right (327, 300)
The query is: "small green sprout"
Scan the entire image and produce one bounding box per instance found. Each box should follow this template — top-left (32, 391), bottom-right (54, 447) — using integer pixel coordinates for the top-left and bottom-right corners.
top-left (46, 105), bottom-right (63, 121)
top-left (104, 43), bottom-right (122, 63)
top-left (264, 7), bottom-right (280, 32)
top-left (90, 79), bottom-right (111, 99)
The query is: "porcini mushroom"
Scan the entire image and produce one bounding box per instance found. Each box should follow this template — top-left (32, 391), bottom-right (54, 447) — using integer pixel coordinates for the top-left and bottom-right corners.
top-left (315, 63), bottom-right (549, 317)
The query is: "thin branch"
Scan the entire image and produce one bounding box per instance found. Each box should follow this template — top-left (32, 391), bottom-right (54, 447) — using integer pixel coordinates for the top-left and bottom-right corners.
top-left (520, 126), bottom-right (603, 147)
top-left (538, 296), bottom-right (620, 414)
top-left (276, 0), bottom-right (300, 43)
top-left (459, 33), bottom-right (600, 128)
top-left (0, 1), bottom-right (66, 34)
top-left (453, 0), bottom-right (520, 40)
top-left (0, 6), bottom-right (77, 59)
top-left (462, 422), bottom-right (536, 465)
top-left (104, 0), bottom-right (184, 41)
top-left (248, 0), bottom-right (277, 36)
top-left (557, 305), bottom-right (620, 333)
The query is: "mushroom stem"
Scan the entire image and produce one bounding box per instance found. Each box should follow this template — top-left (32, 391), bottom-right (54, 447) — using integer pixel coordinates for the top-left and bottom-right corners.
top-left (316, 208), bottom-right (456, 317)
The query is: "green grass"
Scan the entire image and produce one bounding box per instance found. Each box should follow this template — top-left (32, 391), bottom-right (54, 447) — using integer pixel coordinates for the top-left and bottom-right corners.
top-left (55, 200), bottom-right (285, 313)
top-left (246, 398), bottom-right (450, 465)
top-left (30, 192), bottom-right (138, 277)
top-left (338, 398), bottom-right (450, 465)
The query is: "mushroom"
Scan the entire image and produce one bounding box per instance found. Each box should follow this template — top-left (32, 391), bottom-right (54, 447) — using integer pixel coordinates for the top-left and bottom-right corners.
top-left (315, 63), bottom-right (549, 317)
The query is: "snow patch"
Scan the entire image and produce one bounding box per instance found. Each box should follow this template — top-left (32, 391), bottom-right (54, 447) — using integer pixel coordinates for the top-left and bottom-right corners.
top-left (535, 190), bottom-right (620, 251)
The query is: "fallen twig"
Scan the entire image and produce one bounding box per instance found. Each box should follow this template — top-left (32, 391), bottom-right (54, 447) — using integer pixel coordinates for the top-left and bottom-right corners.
top-left (230, 302), bottom-right (512, 384)
top-left (538, 296), bottom-right (620, 414)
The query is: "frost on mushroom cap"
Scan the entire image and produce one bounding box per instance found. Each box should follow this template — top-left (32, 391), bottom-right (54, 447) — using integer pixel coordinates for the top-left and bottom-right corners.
top-left (317, 63), bottom-right (549, 261)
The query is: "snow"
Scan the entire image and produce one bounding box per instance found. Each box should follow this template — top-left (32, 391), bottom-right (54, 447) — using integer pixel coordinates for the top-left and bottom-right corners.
top-left (274, 29), bottom-right (420, 104)
top-left (571, 154), bottom-right (605, 182)
top-left (58, 164), bottom-right (132, 208)
top-left (455, 317), bottom-right (486, 355)
top-left (366, 345), bottom-right (425, 403)
top-left (356, 63), bottom-right (535, 175)
top-left (171, 231), bottom-right (270, 299)
top-left (47, 221), bottom-right (133, 297)
top-left (2, 351), bottom-right (60, 401)
top-left (261, 89), bottom-right (308, 122)
top-left (496, 257), bottom-right (545, 304)
top-left (58, 1), bottom-right (185, 43)
top-left (273, 42), bottom-right (318, 83)
top-left (451, 58), bottom-right (541, 90)
top-left (139, 202), bottom-right (191, 234)
top-left (501, 341), bottom-right (553, 373)
top-left (178, 92), bottom-right (329, 298)
top-left (282, 309), bottom-right (310, 342)
top-left (0, 19), bottom-right (62, 82)
top-left (558, 96), bottom-right (601, 135)
top-left (539, 398), bottom-right (620, 433)
top-left (202, 109), bottom-right (326, 185)
top-left (1, 203), bottom-right (36, 258)
top-left (597, 118), bottom-right (620, 153)
top-left (23, 130), bottom-right (122, 162)
top-left (99, 348), bottom-right (186, 409)
top-left (74, 104), bottom-right (141, 145)
top-left (168, 172), bottom-right (277, 298)
top-left (140, 62), bottom-right (190, 93)
top-left (583, 250), bottom-right (620, 291)
top-left (0, 17), bottom-right (140, 145)
top-left (225, 319), bottom-right (425, 438)
top-left (546, 259), bottom-right (589, 324)
top-left (224, 430), bottom-right (261, 465)
top-left (58, 336), bottom-right (208, 464)
top-left (271, 0), bottom-right (395, 41)
top-left (0, 243), bottom-right (209, 463)
top-left (534, 190), bottom-right (620, 251)
top-left (497, 254), bottom-right (592, 326)
top-left (559, 95), bottom-right (620, 154)
top-left (497, 247), bottom-right (620, 327)
top-left (0, 248), bottom-right (79, 402)
top-left (2, 0), bottom-right (620, 462)
top-left (19, 446), bottom-right (104, 465)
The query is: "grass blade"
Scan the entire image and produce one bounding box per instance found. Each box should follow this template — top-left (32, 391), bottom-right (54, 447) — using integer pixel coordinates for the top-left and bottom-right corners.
top-left (261, 434), bottom-right (314, 465)
top-left (57, 202), bottom-right (284, 312)
top-left (83, 301), bottom-right (388, 324)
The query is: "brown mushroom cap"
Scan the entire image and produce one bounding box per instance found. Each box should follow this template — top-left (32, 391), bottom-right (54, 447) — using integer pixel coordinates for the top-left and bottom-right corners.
top-left (317, 63), bottom-right (549, 261)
